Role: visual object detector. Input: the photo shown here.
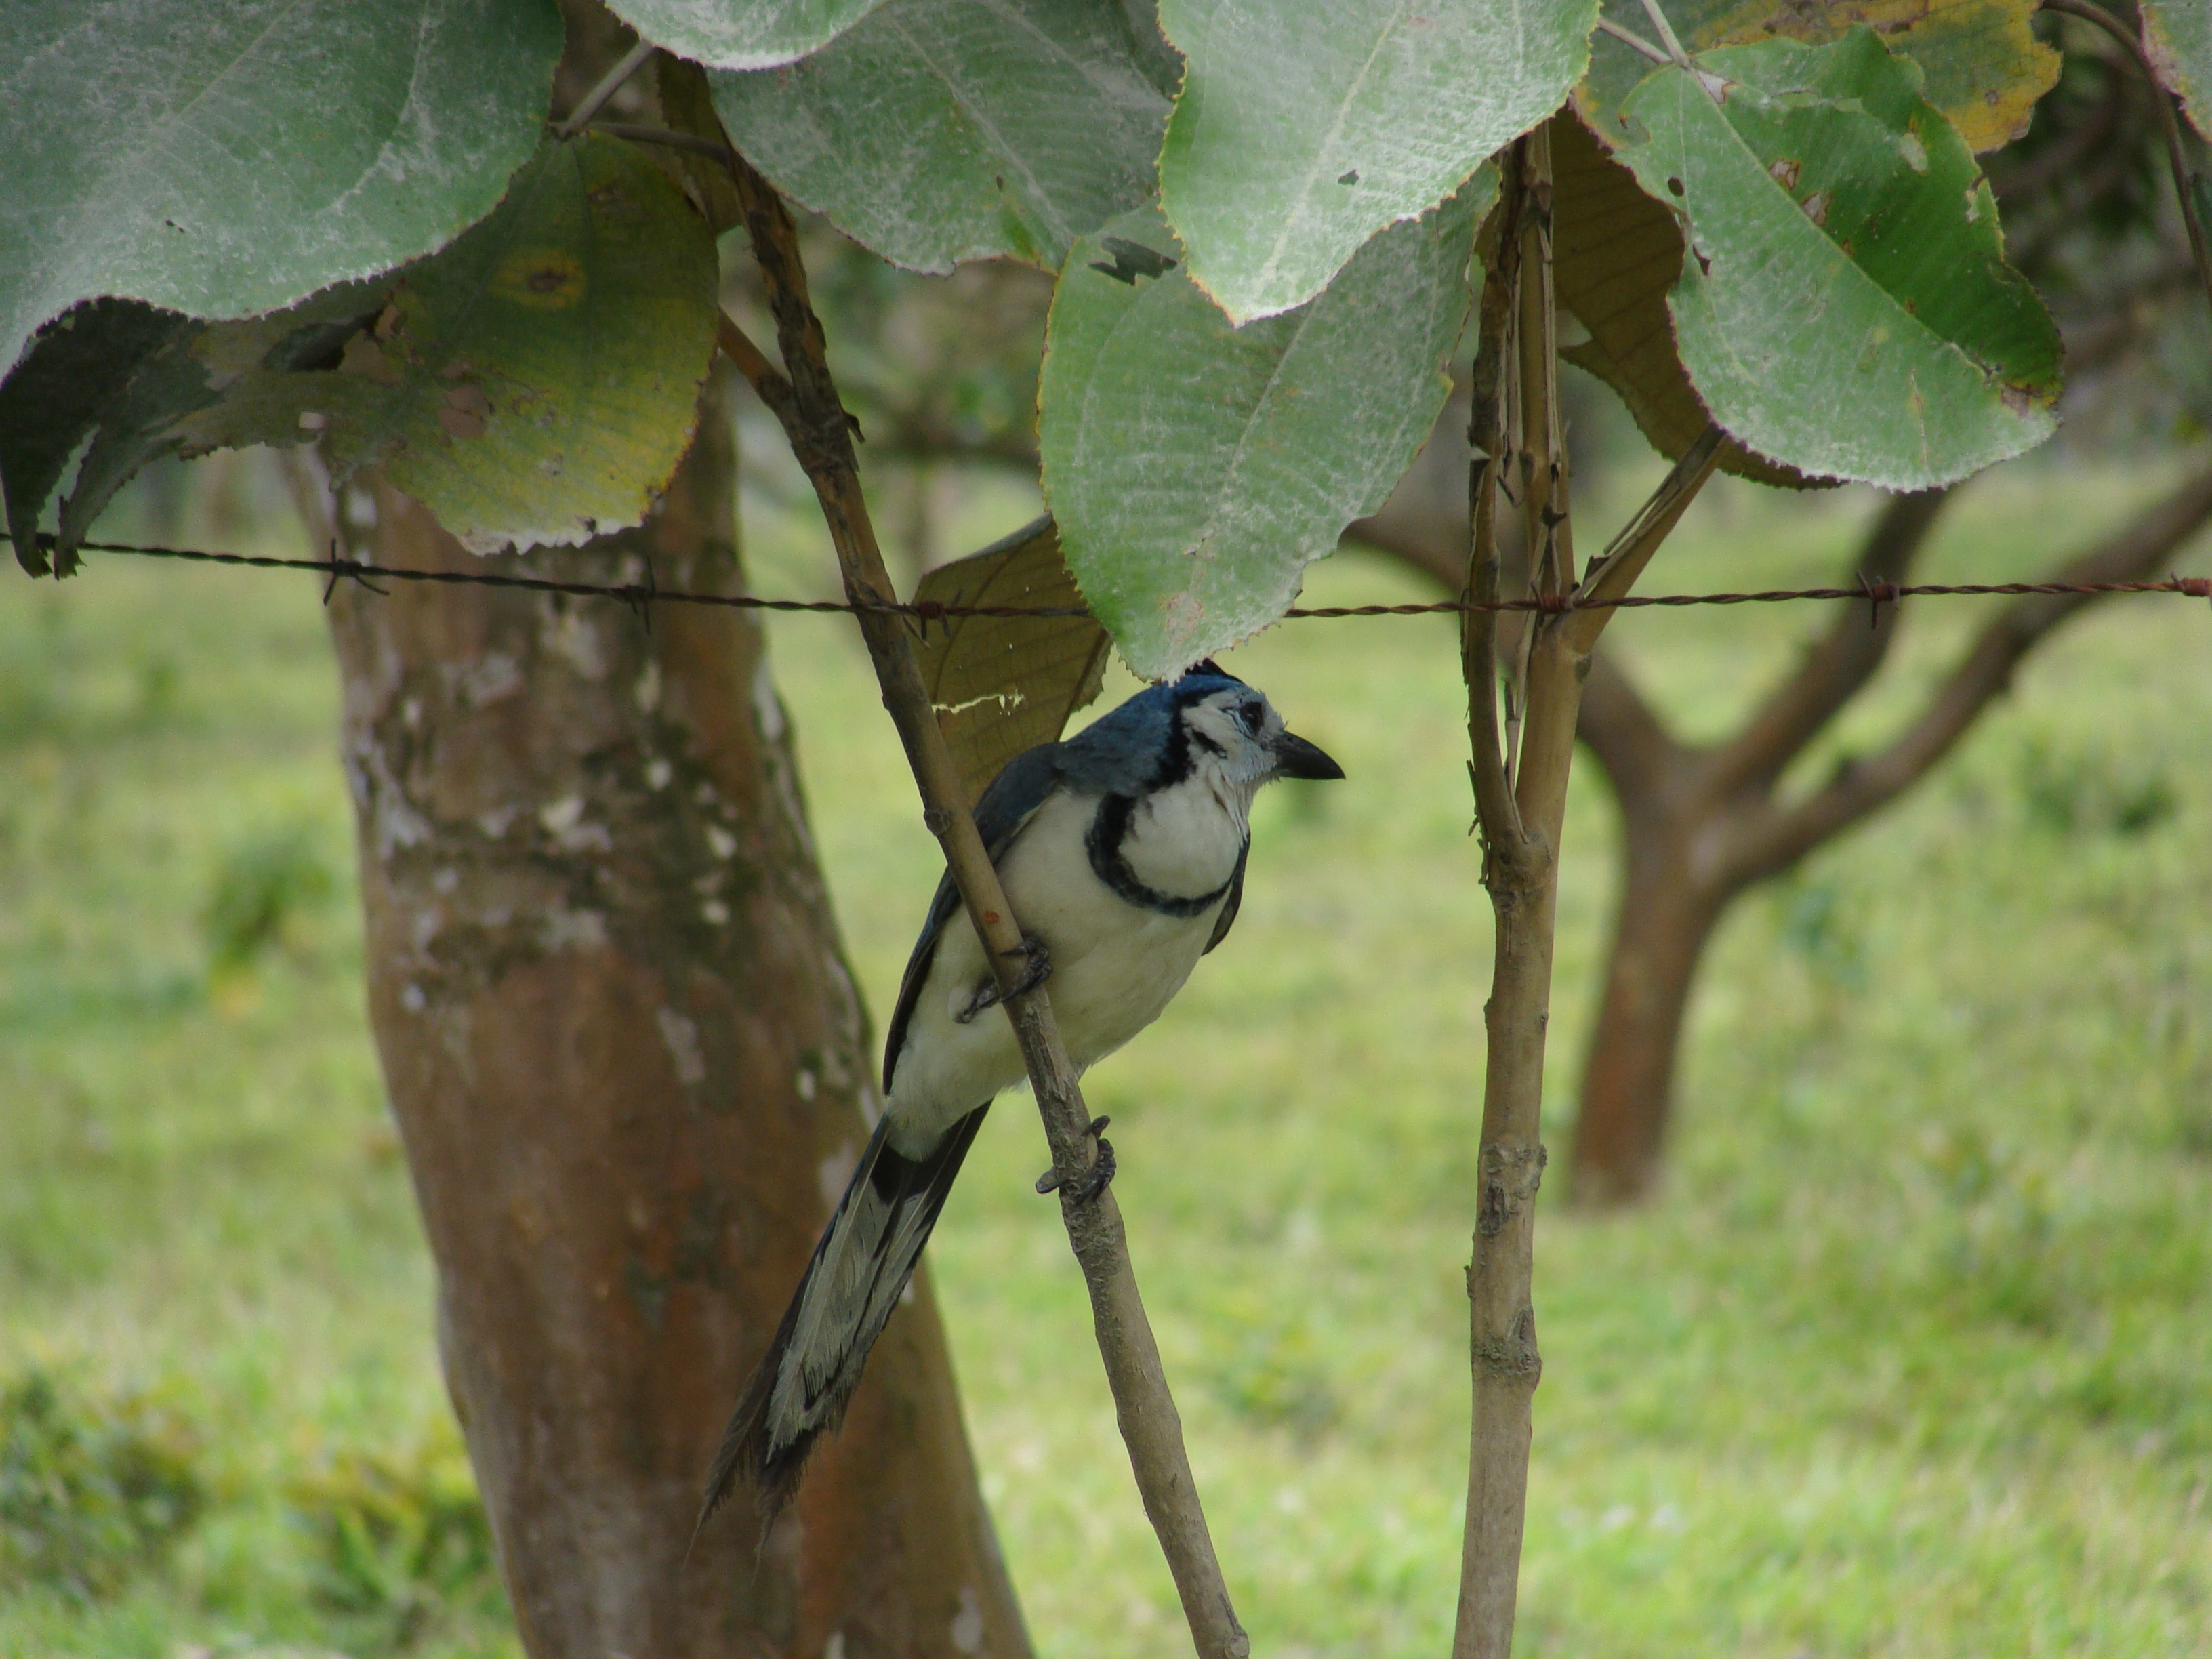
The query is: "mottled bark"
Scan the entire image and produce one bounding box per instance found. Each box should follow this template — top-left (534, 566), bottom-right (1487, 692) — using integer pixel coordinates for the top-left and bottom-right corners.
top-left (317, 377), bottom-right (1029, 1659)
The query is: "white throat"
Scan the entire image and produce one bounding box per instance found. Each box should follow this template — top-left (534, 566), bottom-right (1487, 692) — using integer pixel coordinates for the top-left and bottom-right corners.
top-left (1115, 766), bottom-right (1252, 900)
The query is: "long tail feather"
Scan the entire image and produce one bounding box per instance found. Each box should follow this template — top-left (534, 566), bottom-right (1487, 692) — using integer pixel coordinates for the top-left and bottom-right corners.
top-left (694, 1103), bottom-right (989, 1542)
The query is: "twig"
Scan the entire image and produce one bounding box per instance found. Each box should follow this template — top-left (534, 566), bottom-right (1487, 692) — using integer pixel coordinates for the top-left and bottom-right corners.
top-left (587, 119), bottom-right (732, 163)
top-left (1465, 158), bottom-right (1527, 853)
top-left (1597, 15), bottom-right (1674, 65)
top-left (554, 38), bottom-right (656, 138)
top-left (1569, 423), bottom-right (1724, 650)
top-left (716, 314), bottom-right (797, 425)
top-left (1452, 125), bottom-right (1724, 1659)
top-left (718, 146), bottom-right (1250, 1659)
top-left (1637, 0), bottom-right (1693, 66)
top-left (1454, 129), bottom-right (1559, 1659)
top-left (2041, 0), bottom-right (2212, 313)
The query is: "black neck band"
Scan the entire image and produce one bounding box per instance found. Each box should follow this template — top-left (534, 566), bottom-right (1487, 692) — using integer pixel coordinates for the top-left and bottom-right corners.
top-left (1084, 794), bottom-right (1247, 918)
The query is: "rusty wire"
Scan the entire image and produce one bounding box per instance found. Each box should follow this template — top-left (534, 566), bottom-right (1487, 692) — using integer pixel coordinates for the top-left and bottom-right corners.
top-left (12, 533), bottom-right (2212, 621)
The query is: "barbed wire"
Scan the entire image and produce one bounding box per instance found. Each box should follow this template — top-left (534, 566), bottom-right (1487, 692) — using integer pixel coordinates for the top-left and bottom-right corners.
top-left (12, 533), bottom-right (2212, 621)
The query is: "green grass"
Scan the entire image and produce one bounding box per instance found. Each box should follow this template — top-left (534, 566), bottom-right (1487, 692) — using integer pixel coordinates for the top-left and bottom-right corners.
top-left (4, 453), bottom-right (2210, 1657)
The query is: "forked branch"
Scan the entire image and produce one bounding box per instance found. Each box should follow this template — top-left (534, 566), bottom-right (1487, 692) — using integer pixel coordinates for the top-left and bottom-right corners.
top-left (718, 148), bottom-right (1248, 1659)
top-left (1740, 459), bottom-right (2212, 877)
top-left (1454, 127), bottom-right (1722, 1659)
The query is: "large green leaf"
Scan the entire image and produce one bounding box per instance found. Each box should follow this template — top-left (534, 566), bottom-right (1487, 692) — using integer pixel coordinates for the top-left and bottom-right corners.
top-left (0, 0), bottom-right (562, 382)
top-left (1156, 0), bottom-right (1594, 322)
top-left (1551, 110), bottom-right (1816, 487)
top-left (710, 0), bottom-right (1170, 270)
top-left (1575, 0), bottom-right (2059, 153)
top-left (2142, 0), bottom-right (2212, 140)
top-left (1039, 180), bottom-right (1488, 678)
top-left (6, 136), bottom-right (720, 572)
top-left (1612, 30), bottom-right (2060, 488)
top-left (605, 0), bottom-right (889, 68)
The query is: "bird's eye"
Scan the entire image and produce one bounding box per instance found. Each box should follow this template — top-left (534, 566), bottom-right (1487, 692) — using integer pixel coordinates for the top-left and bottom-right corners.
top-left (1239, 702), bottom-right (1266, 733)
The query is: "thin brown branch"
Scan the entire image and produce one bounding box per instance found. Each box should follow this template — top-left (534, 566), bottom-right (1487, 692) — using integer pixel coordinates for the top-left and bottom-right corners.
top-left (1456, 126), bottom-right (1559, 1659)
top-left (1466, 161), bottom-right (1528, 856)
top-left (1636, 0), bottom-right (1693, 66)
top-left (1739, 460), bottom-right (2212, 878)
top-left (2041, 0), bottom-right (2212, 312)
top-left (1456, 131), bottom-right (1725, 1659)
top-left (1570, 424), bottom-right (1725, 653)
top-left (720, 149), bottom-right (1249, 1659)
top-left (554, 38), bottom-right (655, 138)
top-left (1596, 14), bottom-right (1673, 63)
top-left (716, 314), bottom-right (797, 425)
top-left (587, 119), bottom-right (733, 162)
top-left (1706, 485), bottom-right (1953, 798)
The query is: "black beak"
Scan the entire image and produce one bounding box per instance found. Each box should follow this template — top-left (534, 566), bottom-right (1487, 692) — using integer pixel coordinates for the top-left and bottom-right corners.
top-left (1273, 730), bottom-right (1345, 781)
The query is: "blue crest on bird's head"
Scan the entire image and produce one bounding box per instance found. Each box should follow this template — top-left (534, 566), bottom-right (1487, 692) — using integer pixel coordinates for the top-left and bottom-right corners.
top-left (1059, 659), bottom-right (1260, 792)
top-left (1173, 657), bottom-right (1246, 699)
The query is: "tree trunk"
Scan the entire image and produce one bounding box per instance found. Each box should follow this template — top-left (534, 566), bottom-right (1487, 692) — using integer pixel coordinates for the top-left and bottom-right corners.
top-left (1568, 810), bottom-right (1727, 1206)
top-left (319, 374), bottom-right (1029, 1659)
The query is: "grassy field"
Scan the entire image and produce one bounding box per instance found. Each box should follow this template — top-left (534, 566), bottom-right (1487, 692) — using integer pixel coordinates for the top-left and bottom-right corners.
top-left (3, 448), bottom-right (2209, 1658)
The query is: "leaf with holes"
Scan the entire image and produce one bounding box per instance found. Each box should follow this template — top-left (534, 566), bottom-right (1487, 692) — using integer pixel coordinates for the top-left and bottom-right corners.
top-left (1158, 0), bottom-right (1594, 321)
top-left (1612, 30), bottom-right (2060, 488)
top-left (1550, 110), bottom-right (1819, 486)
top-left (605, 0), bottom-right (891, 68)
top-left (1039, 179), bottom-right (1486, 679)
top-left (0, 0), bottom-right (562, 385)
top-left (710, 0), bottom-right (1172, 270)
top-left (914, 516), bottom-right (1111, 806)
top-left (2142, 0), bottom-right (2212, 139)
top-left (1576, 0), bottom-right (2060, 154)
top-left (7, 136), bottom-right (720, 571)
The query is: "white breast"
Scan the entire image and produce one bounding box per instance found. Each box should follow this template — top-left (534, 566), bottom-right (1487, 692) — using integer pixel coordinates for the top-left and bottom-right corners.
top-left (1117, 773), bottom-right (1248, 898)
top-left (881, 785), bottom-right (1241, 1150)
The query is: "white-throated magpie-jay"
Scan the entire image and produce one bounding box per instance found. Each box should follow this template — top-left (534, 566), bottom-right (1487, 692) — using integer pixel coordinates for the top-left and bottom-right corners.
top-left (698, 661), bottom-right (1342, 1528)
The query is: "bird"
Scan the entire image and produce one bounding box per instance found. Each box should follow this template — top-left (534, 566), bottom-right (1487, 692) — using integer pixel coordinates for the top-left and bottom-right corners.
top-left (695, 660), bottom-right (1343, 1534)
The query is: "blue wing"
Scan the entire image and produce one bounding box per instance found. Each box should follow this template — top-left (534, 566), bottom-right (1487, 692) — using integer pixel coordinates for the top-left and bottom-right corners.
top-left (882, 743), bottom-right (1068, 1094)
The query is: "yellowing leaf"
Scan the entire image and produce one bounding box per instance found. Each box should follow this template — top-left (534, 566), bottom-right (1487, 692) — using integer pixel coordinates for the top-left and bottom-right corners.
top-left (1578, 0), bottom-right (2059, 153)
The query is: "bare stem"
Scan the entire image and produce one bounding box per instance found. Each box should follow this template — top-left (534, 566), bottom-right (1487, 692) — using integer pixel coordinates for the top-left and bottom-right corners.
top-left (1597, 15), bottom-right (1673, 64)
top-left (720, 150), bottom-right (1248, 1659)
top-left (1452, 124), bottom-right (1720, 1659)
top-left (554, 37), bottom-right (655, 138)
top-left (1465, 159), bottom-right (1526, 853)
top-left (1637, 0), bottom-right (1693, 66)
top-left (586, 119), bottom-right (731, 162)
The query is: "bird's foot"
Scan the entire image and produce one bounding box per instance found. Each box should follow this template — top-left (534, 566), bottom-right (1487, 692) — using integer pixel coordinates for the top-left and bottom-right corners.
top-left (1036, 1116), bottom-right (1116, 1203)
top-left (955, 933), bottom-right (1053, 1024)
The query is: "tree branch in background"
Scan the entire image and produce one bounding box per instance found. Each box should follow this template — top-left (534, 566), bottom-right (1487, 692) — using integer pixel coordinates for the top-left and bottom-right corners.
top-left (1349, 237), bottom-right (2212, 1202)
top-left (1737, 462), bottom-right (2212, 878)
top-left (720, 147), bottom-right (1249, 1659)
top-left (1703, 487), bottom-right (1952, 800)
top-left (1576, 462), bottom-right (2212, 1199)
